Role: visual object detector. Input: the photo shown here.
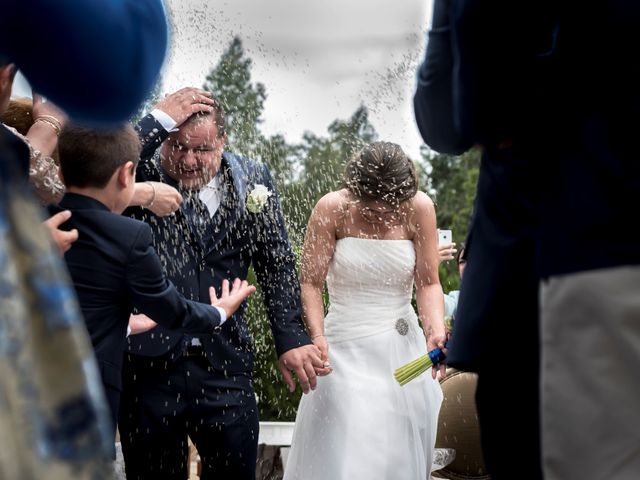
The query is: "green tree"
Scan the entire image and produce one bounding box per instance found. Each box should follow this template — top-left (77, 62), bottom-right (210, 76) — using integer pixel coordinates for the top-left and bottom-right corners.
top-left (257, 134), bottom-right (300, 186)
top-left (203, 36), bottom-right (266, 159)
top-left (202, 36), bottom-right (300, 420)
top-left (202, 36), bottom-right (347, 421)
top-left (284, 106), bottom-right (378, 241)
top-left (203, 37), bottom-right (298, 206)
top-left (420, 147), bottom-right (481, 292)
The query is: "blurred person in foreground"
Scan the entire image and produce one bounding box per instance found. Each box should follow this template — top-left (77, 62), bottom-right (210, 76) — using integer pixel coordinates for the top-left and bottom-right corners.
top-left (0, 1), bottom-right (168, 477)
top-left (414, 0), bottom-right (551, 477)
top-left (415, 1), bottom-right (640, 479)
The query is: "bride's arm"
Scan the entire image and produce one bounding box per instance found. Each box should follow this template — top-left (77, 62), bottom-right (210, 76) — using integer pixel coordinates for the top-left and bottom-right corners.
top-left (300, 193), bottom-right (340, 369)
top-left (411, 192), bottom-right (447, 378)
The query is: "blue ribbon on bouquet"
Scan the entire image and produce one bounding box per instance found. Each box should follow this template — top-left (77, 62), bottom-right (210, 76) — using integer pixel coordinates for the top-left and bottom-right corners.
top-left (428, 341), bottom-right (448, 367)
top-left (394, 342), bottom-right (448, 386)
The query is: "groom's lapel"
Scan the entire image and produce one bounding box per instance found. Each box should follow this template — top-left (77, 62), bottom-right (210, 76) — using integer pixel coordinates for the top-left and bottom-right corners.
top-left (205, 153), bottom-right (248, 255)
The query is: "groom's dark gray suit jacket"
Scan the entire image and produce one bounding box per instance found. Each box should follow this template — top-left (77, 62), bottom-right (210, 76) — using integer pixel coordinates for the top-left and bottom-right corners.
top-left (125, 114), bottom-right (311, 374)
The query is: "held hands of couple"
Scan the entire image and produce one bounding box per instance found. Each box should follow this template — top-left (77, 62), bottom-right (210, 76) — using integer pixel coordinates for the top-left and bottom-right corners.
top-left (154, 87), bottom-right (216, 126)
top-left (312, 334), bottom-right (331, 375)
top-left (278, 342), bottom-right (333, 395)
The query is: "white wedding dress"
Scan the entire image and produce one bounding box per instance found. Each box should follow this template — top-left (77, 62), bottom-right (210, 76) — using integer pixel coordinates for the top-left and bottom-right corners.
top-left (284, 237), bottom-right (443, 480)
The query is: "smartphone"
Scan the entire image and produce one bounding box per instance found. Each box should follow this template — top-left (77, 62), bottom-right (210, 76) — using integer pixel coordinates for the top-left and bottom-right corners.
top-left (438, 229), bottom-right (453, 246)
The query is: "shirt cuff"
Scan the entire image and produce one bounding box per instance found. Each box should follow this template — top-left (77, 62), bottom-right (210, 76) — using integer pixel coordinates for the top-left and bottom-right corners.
top-left (214, 306), bottom-right (227, 325)
top-left (126, 325), bottom-right (131, 337)
top-left (150, 108), bottom-right (178, 132)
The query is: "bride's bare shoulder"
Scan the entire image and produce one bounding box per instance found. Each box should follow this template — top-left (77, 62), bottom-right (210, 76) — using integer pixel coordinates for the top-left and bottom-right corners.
top-left (410, 191), bottom-right (435, 211)
top-left (313, 189), bottom-right (351, 217)
top-left (403, 191), bottom-right (436, 227)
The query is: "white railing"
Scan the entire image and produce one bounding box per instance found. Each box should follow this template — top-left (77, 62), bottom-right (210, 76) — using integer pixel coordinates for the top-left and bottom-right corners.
top-left (258, 421), bottom-right (295, 446)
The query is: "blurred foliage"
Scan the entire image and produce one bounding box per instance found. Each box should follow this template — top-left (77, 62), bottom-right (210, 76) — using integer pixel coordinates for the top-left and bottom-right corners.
top-left (282, 106), bottom-right (377, 243)
top-left (244, 266), bottom-right (300, 421)
top-left (198, 37), bottom-right (480, 420)
top-left (203, 37), bottom-right (266, 158)
top-left (421, 147), bottom-right (480, 293)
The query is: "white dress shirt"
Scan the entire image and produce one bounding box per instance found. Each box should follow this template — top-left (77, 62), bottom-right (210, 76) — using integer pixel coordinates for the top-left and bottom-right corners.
top-left (138, 109), bottom-right (228, 328)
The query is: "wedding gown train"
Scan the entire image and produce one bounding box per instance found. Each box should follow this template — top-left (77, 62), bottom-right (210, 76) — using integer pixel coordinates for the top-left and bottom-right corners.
top-left (284, 237), bottom-right (443, 480)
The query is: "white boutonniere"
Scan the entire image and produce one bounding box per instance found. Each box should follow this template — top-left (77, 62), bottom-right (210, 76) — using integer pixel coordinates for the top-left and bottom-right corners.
top-left (246, 184), bottom-right (273, 213)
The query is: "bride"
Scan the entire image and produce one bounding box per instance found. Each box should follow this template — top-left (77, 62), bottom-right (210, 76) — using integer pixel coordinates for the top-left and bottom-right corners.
top-left (284, 142), bottom-right (446, 480)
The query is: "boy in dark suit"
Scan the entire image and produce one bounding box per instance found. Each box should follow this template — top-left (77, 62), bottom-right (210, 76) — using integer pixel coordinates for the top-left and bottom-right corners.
top-left (49, 124), bottom-right (255, 436)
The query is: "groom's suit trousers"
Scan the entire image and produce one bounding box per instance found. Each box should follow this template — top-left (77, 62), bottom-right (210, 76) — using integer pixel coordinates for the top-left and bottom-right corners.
top-left (119, 352), bottom-right (259, 480)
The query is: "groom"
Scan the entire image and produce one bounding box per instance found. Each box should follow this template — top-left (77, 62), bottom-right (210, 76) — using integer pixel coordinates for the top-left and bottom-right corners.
top-left (118, 87), bottom-right (326, 479)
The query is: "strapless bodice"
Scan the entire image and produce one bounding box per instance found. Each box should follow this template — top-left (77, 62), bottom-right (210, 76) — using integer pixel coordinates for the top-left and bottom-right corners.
top-left (324, 237), bottom-right (419, 342)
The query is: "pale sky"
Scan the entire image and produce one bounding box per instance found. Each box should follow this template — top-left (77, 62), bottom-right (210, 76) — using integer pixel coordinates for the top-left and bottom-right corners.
top-left (14, 0), bottom-right (434, 160)
top-left (163, 0), bottom-right (433, 160)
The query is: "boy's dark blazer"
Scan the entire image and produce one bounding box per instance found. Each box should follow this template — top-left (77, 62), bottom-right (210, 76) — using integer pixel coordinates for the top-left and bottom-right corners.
top-left (49, 192), bottom-right (222, 426)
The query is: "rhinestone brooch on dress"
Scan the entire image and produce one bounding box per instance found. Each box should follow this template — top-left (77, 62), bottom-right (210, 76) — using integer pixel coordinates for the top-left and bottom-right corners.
top-left (395, 318), bottom-right (409, 336)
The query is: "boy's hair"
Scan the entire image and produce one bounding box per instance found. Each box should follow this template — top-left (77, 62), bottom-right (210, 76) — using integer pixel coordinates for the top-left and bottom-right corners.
top-left (58, 124), bottom-right (141, 188)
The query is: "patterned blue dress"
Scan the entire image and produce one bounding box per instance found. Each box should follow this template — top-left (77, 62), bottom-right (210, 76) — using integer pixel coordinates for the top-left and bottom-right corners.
top-left (0, 125), bottom-right (114, 479)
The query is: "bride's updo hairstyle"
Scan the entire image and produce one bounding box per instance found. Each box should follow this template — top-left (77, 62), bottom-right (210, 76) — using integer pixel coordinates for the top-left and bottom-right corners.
top-left (343, 141), bottom-right (418, 206)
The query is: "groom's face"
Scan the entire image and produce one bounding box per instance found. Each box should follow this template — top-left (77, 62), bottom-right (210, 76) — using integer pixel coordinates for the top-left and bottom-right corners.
top-left (160, 117), bottom-right (226, 190)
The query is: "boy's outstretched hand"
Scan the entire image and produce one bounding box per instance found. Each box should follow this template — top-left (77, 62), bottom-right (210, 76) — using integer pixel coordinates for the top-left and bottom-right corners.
top-left (209, 278), bottom-right (256, 318)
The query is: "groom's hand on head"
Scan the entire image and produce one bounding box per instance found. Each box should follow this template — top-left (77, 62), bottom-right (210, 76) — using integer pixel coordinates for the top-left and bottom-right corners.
top-left (278, 344), bottom-right (326, 394)
top-left (154, 87), bottom-right (216, 127)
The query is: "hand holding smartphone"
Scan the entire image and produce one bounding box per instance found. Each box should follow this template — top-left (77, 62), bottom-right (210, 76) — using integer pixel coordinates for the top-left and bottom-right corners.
top-left (438, 229), bottom-right (453, 246)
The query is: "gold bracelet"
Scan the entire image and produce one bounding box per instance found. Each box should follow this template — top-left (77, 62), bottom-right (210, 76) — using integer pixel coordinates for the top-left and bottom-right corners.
top-left (143, 181), bottom-right (156, 209)
top-left (311, 334), bottom-right (325, 340)
top-left (33, 117), bottom-right (61, 137)
top-left (35, 114), bottom-right (62, 129)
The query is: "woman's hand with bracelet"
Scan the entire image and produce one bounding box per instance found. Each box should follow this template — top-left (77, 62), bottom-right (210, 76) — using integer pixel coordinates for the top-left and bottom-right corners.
top-left (28, 93), bottom-right (67, 161)
top-left (133, 181), bottom-right (183, 216)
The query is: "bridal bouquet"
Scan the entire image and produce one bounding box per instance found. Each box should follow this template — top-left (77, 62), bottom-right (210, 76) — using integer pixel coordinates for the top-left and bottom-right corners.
top-left (394, 341), bottom-right (448, 386)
